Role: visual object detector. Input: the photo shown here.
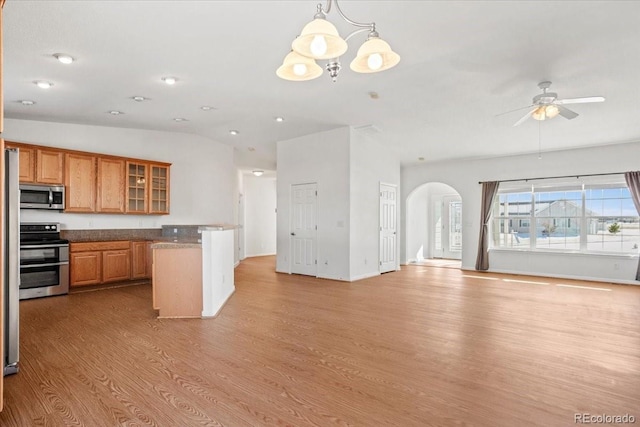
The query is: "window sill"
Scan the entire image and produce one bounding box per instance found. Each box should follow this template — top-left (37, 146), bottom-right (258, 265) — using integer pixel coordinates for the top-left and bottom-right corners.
top-left (490, 248), bottom-right (639, 259)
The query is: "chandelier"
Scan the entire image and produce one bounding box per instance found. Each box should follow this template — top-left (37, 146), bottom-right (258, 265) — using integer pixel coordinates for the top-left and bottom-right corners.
top-left (277, 0), bottom-right (400, 82)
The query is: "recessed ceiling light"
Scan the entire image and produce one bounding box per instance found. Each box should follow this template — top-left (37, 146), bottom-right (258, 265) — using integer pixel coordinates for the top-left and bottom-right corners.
top-left (173, 118), bottom-right (188, 122)
top-left (162, 76), bottom-right (177, 85)
top-left (252, 170), bottom-right (264, 177)
top-left (132, 96), bottom-right (147, 102)
top-left (275, 116), bottom-right (284, 122)
top-left (229, 130), bottom-right (239, 136)
top-left (108, 110), bottom-right (124, 115)
top-left (53, 53), bottom-right (74, 64)
top-left (200, 106), bottom-right (216, 111)
top-left (35, 81), bottom-right (53, 89)
top-left (19, 100), bottom-right (36, 106)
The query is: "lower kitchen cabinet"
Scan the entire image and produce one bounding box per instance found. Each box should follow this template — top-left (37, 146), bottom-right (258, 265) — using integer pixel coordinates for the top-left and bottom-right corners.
top-left (70, 251), bottom-right (102, 286)
top-left (131, 241), bottom-right (148, 279)
top-left (70, 240), bottom-right (150, 287)
top-left (103, 249), bottom-right (131, 283)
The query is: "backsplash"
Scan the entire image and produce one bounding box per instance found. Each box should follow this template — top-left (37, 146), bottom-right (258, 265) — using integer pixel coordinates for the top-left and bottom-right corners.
top-left (161, 225), bottom-right (202, 238)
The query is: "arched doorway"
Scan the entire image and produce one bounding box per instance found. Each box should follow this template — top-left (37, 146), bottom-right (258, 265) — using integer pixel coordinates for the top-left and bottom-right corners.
top-left (406, 182), bottom-right (462, 266)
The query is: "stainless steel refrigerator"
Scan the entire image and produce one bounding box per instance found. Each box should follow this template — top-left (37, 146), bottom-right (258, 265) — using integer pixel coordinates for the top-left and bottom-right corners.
top-left (3, 148), bottom-right (20, 376)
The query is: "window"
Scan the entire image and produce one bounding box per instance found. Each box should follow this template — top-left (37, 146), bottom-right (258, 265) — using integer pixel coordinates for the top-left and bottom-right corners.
top-left (491, 177), bottom-right (640, 255)
top-left (585, 186), bottom-right (640, 253)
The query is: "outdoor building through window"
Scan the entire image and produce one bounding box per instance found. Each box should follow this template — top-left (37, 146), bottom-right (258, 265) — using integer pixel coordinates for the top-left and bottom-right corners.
top-left (491, 175), bottom-right (640, 255)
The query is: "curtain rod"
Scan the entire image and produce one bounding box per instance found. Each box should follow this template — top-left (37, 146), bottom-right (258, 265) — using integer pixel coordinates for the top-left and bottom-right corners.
top-left (478, 171), bottom-right (632, 185)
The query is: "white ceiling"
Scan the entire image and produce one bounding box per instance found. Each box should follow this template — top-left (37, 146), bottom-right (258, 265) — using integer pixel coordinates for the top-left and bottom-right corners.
top-left (4, 1), bottom-right (640, 171)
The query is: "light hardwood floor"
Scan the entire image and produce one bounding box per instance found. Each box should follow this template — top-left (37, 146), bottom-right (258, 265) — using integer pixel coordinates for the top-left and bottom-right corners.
top-left (1, 256), bottom-right (639, 426)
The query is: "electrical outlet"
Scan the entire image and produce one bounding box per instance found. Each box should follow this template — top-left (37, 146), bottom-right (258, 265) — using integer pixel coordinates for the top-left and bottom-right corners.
top-left (614, 263), bottom-right (620, 270)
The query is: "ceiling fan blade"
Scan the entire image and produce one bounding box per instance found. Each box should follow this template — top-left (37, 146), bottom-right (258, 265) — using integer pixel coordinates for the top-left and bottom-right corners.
top-left (513, 108), bottom-right (537, 126)
top-left (555, 96), bottom-right (605, 105)
top-left (495, 104), bottom-right (534, 117)
top-left (557, 105), bottom-right (579, 120)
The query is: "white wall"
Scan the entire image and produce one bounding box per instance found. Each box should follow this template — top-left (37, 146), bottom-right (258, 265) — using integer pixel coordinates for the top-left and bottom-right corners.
top-left (243, 175), bottom-right (276, 257)
top-left (4, 118), bottom-right (235, 229)
top-left (402, 141), bottom-right (640, 284)
top-left (276, 127), bottom-right (351, 280)
top-left (349, 129), bottom-right (401, 280)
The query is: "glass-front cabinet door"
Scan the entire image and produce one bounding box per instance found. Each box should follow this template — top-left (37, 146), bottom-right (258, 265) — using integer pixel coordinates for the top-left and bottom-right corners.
top-left (126, 161), bottom-right (148, 213)
top-left (149, 164), bottom-right (170, 214)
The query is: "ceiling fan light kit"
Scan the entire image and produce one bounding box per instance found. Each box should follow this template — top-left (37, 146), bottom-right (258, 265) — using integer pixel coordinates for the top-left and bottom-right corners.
top-left (278, 0), bottom-right (400, 82)
top-left (510, 81), bottom-right (605, 126)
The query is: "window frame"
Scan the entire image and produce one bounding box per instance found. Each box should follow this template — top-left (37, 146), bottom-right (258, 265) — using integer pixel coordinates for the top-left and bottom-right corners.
top-left (490, 176), bottom-right (640, 256)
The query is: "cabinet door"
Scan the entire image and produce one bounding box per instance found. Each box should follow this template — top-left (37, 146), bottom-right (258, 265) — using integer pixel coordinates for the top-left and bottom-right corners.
top-left (36, 149), bottom-right (64, 184)
top-left (17, 146), bottom-right (35, 183)
top-left (65, 153), bottom-right (96, 212)
top-left (97, 158), bottom-right (125, 213)
top-left (70, 251), bottom-right (102, 286)
top-left (130, 241), bottom-right (148, 279)
top-left (126, 161), bottom-right (148, 213)
top-left (103, 249), bottom-right (131, 283)
top-left (146, 241), bottom-right (153, 279)
top-left (149, 164), bottom-right (170, 214)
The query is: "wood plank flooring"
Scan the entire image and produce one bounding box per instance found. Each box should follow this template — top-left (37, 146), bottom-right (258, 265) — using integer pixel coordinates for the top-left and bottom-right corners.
top-left (1, 256), bottom-right (640, 426)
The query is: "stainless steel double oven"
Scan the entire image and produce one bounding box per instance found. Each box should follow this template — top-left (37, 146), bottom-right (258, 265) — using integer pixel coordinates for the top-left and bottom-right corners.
top-left (19, 223), bottom-right (70, 300)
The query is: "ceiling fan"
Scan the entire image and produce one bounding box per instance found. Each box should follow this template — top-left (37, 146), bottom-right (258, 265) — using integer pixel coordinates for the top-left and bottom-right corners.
top-left (506, 81), bottom-right (605, 126)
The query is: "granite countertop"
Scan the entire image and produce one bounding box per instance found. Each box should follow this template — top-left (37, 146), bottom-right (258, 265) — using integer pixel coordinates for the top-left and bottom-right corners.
top-left (151, 241), bottom-right (202, 249)
top-left (199, 224), bottom-right (238, 231)
top-left (62, 228), bottom-right (162, 243)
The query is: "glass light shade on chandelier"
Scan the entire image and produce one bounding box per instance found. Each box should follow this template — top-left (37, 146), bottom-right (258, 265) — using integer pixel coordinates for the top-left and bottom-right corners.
top-left (350, 35), bottom-right (400, 73)
top-left (532, 104), bottom-right (560, 121)
top-left (278, 0), bottom-right (400, 82)
top-left (276, 51), bottom-right (324, 81)
top-left (292, 18), bottom-right (348, 60)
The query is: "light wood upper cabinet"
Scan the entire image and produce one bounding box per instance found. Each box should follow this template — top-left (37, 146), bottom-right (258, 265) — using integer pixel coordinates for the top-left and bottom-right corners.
top-left (97, 158), bottom-right (125, 213)
top-left (36, 149), bottom-right (64, 184)
top-left (6, 141), bottom-right (170, 215)
top-left (6, 145), bottom-right (64, 184)
top-left (17, 146), bottom-right (35, 183)
top-left (65, 153), bottom-right (96, 213)
top-left (126, 161), bottom-right (148, 213)
top-left (149, 164), bottom-right (170, 214)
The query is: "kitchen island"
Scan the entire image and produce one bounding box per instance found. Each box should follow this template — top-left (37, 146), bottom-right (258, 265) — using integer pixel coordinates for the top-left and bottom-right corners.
top-left (151, 225), bottom-right (236, 319)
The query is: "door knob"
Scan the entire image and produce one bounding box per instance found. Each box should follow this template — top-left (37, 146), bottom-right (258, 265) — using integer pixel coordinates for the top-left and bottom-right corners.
top-left (291, 232), bottom-right (296, 236)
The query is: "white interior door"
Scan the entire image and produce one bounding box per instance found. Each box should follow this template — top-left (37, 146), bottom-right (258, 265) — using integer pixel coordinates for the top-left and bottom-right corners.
top-left (443, 196), bottom-right (462, 259)
top-left (379, 183), bottom-right (397, 273)
top-left (291, 183), bottom-right (317, 276)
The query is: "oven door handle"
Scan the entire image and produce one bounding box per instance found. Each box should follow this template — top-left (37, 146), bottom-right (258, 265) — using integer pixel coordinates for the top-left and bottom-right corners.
top-left (20, 243), bottom-right (69, 249)
top-left (20, 261), bottom-right (69, 269)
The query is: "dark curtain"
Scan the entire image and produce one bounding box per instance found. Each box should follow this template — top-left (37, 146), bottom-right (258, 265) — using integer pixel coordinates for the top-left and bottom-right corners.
top-left (624, 171), bottom-right (640, 280)
top-left (475, 181), bottom-right (499, 271)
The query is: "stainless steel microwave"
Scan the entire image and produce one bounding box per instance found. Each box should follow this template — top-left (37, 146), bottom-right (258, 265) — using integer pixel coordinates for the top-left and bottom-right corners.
top-left (19, 184), bottom-right (65, 210)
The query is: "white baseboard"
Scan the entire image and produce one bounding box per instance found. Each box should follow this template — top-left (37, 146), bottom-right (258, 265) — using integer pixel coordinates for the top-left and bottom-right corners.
top-left (350, 271), bottom-right (381, 281)
top-left (485, 268), bottom-right (639, 286)
top-left (245, 252), bottom-right (276, 258)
